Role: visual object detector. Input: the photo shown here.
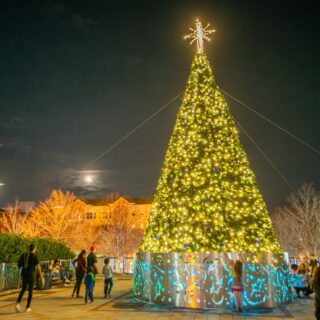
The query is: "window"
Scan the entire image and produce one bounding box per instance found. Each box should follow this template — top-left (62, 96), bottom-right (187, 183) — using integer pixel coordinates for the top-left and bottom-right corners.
top-left (86, 212), bottom-right (96, 220)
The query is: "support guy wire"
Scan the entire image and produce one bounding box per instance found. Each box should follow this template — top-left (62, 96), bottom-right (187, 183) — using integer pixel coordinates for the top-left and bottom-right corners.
top-left (220, 88), bottom-right (320, 156)
top-left (235, 118), bottom-right (295, 192)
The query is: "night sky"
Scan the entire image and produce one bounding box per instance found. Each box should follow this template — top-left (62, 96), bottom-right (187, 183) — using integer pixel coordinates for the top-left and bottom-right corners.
top-left (0, 0), bottom-right (319, 210)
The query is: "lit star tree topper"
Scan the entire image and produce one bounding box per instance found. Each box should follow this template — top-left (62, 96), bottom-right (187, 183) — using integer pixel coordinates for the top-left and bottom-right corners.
top-left (184, 19), bottom-right (216, 54)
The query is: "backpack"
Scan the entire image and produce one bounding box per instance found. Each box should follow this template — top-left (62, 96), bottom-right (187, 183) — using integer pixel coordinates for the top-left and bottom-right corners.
top-left (17, 252), bottom-right (30, 276)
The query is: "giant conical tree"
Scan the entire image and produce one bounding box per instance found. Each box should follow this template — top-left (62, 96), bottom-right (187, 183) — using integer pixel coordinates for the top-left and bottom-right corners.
top-left (140, 20), bottom-right (281, 254)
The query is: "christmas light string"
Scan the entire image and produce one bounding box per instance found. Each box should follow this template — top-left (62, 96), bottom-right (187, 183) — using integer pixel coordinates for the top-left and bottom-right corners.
top-left (140, 53), bottom-right (281, 253)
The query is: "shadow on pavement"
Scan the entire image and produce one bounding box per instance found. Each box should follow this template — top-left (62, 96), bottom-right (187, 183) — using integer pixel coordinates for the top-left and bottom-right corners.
top-left (0, 311), bottom-right (17, 316)
top-left (95, 293), bottom-right (293, 318)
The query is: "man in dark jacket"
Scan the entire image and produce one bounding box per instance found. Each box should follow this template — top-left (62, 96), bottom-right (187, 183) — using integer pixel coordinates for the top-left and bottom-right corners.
top-left (87, 245), bottom-right (98, 275)
top-left (312, 266), bottom-right (320, 319)
top-left (16, 244), bottom-right (42, 313)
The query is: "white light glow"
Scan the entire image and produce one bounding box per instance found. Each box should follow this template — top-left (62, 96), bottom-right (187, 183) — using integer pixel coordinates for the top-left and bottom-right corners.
top-left (84, 175), bottom-right (93, 184)
top-left (184, 19), bottom-right (215, 54)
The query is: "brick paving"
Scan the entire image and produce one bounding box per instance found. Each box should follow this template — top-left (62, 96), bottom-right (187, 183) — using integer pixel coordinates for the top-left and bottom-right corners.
top-left (0, 275), bottom-right (315, 319)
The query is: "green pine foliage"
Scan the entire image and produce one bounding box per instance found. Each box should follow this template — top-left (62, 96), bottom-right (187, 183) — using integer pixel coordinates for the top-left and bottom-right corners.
top-left (140, 54), bottom-right (281, 253)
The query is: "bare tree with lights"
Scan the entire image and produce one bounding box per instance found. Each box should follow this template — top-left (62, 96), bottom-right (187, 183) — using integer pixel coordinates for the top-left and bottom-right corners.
top-left (0, 202), bottom-right (29, 235)
top-left (28, 190), bottom-right (89, 250)
top-left (100, 198), bottom-right (143, 257)
top-left (272, 183), bottom-right (320, 256)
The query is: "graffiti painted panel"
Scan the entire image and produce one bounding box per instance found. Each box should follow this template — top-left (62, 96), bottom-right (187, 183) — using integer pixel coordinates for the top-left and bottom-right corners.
top-left (132, 253), bottom-right (292, 309)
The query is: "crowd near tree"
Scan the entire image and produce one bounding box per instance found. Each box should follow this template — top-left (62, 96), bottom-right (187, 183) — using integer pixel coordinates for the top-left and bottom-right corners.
top-left (13, 241), bottom-right (114, 312)
top-left (1, 184), bottom-right (320, 316)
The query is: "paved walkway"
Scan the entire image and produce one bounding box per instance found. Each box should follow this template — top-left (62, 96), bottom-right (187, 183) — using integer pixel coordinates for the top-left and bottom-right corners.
top-left (0, 275), bottom-right (316, 319)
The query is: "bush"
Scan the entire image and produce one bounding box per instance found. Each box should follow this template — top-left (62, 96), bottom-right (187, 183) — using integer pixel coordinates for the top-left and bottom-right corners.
top-left (0, 233), bottom-right (75, 263)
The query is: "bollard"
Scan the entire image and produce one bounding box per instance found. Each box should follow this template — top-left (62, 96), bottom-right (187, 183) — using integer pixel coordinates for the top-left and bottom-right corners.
top-left (0, 263), bottom-right (5, 291)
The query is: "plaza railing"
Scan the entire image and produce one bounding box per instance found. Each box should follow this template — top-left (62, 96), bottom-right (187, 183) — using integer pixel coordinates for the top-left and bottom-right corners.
top-left (0, 262), bottom-right (21, 292)
top-left (108, 256), bottom-right (134, 274)
top-left (0, 257), bottom-right (134, 292)
top-left (0, 259), bottom-right (74, 292)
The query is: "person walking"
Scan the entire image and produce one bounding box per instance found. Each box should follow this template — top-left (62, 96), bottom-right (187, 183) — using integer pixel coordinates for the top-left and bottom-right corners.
top-left (310, 254), bottom-right (318, 275)
top-left (312, 266), bottom-right (320, 319)
top-left (293, 263), bottom-right (309, 298)
top-left (87, 245), bottom-right (98, 275)
top-left (72, 250), bottom-right (87, 298)
top-left (102, 257), bottom-right (113, 298)
top-left (16, 244), bottom-right (43, 313)
top-left (84, 266), bottom-right (96, 304)
top-left (224, 253), bottom-right (244, 312)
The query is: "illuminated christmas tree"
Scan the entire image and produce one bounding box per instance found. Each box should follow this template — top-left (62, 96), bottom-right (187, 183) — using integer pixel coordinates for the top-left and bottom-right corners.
top-left (140, 20), bottom-right (281, 254)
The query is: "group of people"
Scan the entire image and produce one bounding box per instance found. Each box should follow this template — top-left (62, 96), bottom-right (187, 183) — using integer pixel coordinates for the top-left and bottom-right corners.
top-left (13, 245), bottom-right (320, 318)
top-left (71, 245), bottom-right (114, 303)
top-left (291, 255), bottom-right (320, 319)
top-left (46, 258), bottom-right (72, 286)
top-left (15, 244), bottom-right (114, 313)
top-left (224, 253), bottom-right (320, 318)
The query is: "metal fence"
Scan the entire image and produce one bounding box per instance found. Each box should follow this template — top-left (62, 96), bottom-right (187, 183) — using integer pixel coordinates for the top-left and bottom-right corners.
top-left (96, 256), bottom-right (134, 274)
top-left (0, 259), bottom-right (74, 292)
top-left (0, 263), bottom-right (21, 291)
top-left (109, 256), bottom-right (134, 274)
top-left (0, 257), bottom-right (134, 292)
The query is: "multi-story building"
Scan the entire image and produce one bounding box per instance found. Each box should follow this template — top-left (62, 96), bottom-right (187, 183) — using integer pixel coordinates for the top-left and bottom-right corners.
top-left (84, 197), bottom-right (152, 230)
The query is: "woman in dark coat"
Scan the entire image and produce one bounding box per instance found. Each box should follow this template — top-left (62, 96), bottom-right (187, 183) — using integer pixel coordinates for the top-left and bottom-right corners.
top-left (72, 250), bottom-right (87, 298)
top-left (312, 266), bottom-right (320, 320)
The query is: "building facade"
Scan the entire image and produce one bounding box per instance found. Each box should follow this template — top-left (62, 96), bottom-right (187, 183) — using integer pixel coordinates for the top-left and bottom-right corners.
top-left (84, 197), bottom-right (152, 231)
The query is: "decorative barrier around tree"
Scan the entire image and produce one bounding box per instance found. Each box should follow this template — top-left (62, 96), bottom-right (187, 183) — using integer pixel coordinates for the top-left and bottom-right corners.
top-left (133, 252), bottom-right (292, 309)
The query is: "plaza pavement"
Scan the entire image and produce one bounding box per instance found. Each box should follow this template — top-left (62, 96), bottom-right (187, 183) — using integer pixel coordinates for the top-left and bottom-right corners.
top-left (0, 275), bottom-right (316, 319)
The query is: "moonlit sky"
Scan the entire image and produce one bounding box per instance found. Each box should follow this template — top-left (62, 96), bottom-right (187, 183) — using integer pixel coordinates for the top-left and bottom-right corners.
top-left (0, 0), bottom-right (319, 210)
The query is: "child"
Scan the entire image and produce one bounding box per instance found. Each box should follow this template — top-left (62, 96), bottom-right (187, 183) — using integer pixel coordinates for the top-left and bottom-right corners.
top-left (84, 266), bottom-right (96, 304)
top-left (224, 253), bottom-right (243, 312)
top-left (293, 263), bottom-right (310, 298)
top-left (52, 259), bottom-right (70, 286)
top-left (102, 257), bottom-right (113, 298)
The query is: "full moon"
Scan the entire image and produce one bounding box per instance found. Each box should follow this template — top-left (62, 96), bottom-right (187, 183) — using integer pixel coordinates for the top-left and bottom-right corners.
top-left (84, 175), bottom-right (93, 184)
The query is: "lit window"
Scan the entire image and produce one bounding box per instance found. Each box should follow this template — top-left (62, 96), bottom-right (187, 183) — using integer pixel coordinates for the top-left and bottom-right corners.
top-left (86, 212), bottom-right (96, 220)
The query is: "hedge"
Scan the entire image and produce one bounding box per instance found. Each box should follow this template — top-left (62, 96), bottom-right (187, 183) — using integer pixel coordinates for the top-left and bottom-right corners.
top-left (0, 233), bottom-right (75, 263)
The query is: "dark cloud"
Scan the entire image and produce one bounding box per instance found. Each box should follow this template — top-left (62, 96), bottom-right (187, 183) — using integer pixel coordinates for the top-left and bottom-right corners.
top-left (61, 169), bottom-right (112, 198)
top-left (42, 1), bottom-right (67, 21)
top-left (0, 137), bottom-right (32, 153)
top-left (72, 13), bottom-right (96, 33)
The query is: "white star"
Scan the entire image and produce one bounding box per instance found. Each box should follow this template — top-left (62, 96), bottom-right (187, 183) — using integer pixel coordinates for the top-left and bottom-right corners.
top-left (184, 19), bottom-right (215, 54)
